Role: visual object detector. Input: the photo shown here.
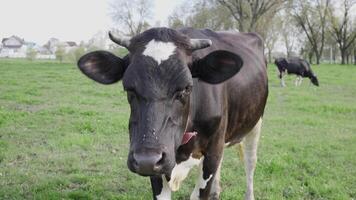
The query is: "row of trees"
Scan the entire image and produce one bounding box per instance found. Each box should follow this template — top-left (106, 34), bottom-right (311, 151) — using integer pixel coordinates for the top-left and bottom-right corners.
top-left (109, 0), bottom-right (356, 65)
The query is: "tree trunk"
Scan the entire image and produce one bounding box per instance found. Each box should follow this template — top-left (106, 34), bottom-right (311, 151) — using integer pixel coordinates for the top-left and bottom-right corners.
top-left (333, 47), bottom-right (336, 63)
top-left (340, 47), bottom-right (347, 64)
top-left (308, 52), bottom-right (313, 64)
top-left (268, 50), bottom-right (272, 64)
top-left (341, 53), bottom-right (346, 65)
top-left (315, 53), bottom-right (320, 65)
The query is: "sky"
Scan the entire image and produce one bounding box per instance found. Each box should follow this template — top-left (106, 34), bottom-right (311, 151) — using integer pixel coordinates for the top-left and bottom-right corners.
top-left (0, 0), bottom-right (184, 45)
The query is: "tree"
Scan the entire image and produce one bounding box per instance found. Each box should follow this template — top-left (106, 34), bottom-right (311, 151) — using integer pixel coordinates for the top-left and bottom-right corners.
top-left (263, 14), bottom-right (282, 63)
top-left (300, 38), bottom-right (315, 64)
top-left (168, 2), bottom-right (193, 29)
top-left (66, 46), bottom-right (86, 63)
top-left (168, 1), bottom-right (234, 30)
top-left (109, 0), bottom-right (153, 36)
top-left (55, 45), bottom-right (65, 63)
top-left (328, 0), bottom-right (356, 64)
top-left (353, 39), bottom-right (356, 65)
top-left (26, 48), bottom-right (37, 61)
top-left (74, 47), bottom-right (86, 62)
top-left (87, 31), bottom-right (107, 51)
top-left (186, 1), bottom-right (235, 30)
top-left (324, 30), bottom-right (339, 63)
top-left (168, 14), bottom-right (185, 29)
top-left (216, 0), bottom-right (287, 33)
top-left (292, 0), bottom-right (330, 64)
top-left (280, 13), bottom-right (300, 57)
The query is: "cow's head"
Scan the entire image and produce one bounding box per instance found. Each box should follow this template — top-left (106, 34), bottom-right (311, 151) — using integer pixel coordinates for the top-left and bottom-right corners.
top-left (310, 75), bottom-right (319, 86)
top-left (275, 57), bottom-right (288, 68)
top-left (78, 28), bottom-right (242, 177)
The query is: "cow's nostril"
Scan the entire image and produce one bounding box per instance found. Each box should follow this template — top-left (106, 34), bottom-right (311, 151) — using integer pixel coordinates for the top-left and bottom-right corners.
top-left (153, 152), bottom-right (165, 172)
top-left (132, 157), bottom-right (139, 170)
top-left (157, 152), bottom-right (165, 165)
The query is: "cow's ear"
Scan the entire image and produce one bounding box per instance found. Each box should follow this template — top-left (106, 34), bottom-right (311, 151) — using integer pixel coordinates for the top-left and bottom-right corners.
top-left (77, 51), bottom-right (129, 84)
top-left (191, 50), bottom-right (243, 84)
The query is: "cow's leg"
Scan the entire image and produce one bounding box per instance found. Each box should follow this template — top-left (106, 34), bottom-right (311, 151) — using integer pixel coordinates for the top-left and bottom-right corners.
top-left (190, 158), bottom-right (207, 200)
top-left (190, 143), bottom-right (224, 200)
top-left (294, 76), bottom-right (299, 86)
top-left (280, 72), bottom-right (286, 87)
top-left (190, 155), bottom-right (223, 200)
top-left (298, 77), bottom-right (303, 86)
top-left (209, 157), bottom-right (223, 199)
top-left (243, 118), bottom-right (262, 200)
top-left (151, 176), bottom-right (171, 200)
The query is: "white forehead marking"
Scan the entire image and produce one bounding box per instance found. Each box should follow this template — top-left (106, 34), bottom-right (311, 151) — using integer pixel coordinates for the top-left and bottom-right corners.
top-left (142, 40), bottom-right (176, 65)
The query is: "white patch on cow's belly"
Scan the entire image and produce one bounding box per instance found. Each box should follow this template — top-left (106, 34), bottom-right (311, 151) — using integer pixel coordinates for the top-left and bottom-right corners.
top-left (156, 176), bottom-right (171, 200)
top-left (142, 40), bottom-right (176, 65)
top-left (168, 154), bottom-right (203, 191)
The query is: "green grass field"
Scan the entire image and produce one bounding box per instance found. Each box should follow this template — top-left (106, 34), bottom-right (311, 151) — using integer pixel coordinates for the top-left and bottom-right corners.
top-left (0, 58), bottom-right (355, 200)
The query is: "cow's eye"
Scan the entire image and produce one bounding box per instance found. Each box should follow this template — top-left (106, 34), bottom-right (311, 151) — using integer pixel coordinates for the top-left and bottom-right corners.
top-left (175, 86), bottom-right (192, 102)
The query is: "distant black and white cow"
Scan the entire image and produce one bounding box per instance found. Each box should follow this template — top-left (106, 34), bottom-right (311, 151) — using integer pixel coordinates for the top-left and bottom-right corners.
top-left (77, 27), bottom-right (268, 200)
top-left (275, 57), bottom-right (319, 87)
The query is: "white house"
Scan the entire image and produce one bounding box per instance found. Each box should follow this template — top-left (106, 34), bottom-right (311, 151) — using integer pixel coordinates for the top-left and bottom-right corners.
top-left (44, 38), bottom-right (60, 54)
top-left (44, 38), bottom-right (77, 54)
top-left (0, 35), bottom-right (80, 60)
top-left (0, 35), bottom-right (27, 58)
top-left (34, 44), bottom-right (55, 59)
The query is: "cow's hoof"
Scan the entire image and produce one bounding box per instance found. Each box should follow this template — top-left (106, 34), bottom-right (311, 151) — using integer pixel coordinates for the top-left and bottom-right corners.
top-left (244, 193), bottom-right (254, 200)
top-left (209, 192), bottom-right (220, 200)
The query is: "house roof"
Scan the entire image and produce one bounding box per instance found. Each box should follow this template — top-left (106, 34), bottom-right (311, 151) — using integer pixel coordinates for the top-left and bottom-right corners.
top-left (35, 45), bottom-right (52, 54)
top-left (2, 35), bottom-right (25, 48)
top-left (65, 41), bottom-right (77, 47)
top-left (2, 35), bottom-right (24, 43)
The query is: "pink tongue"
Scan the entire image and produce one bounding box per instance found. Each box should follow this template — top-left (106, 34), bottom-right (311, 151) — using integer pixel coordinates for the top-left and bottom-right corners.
top-left (181, 131), bottom-right (197, 145)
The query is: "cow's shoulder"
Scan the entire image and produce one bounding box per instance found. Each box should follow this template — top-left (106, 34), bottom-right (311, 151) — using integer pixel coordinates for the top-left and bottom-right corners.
top-left (177, 27), bottom-right (221, 41)
top-left (239, 32), bottom-right (264, 50)
top-left (178, 28), bottom-right (263, 55)
top-left (215, 31), bottom-right (263, 49)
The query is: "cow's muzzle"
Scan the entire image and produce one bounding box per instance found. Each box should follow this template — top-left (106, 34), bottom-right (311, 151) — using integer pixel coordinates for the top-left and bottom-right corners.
top-left (128, 148), bottom-right (167, 176)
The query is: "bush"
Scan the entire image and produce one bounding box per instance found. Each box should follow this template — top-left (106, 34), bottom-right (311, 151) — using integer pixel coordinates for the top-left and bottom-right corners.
top-left (26, 48), bottom-right (37, 61)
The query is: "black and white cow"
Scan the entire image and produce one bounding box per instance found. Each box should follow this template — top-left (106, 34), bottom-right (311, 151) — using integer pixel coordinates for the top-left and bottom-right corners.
top-left (275, 57), bottom-right (319, 87)
top-left (77, 27), bottom-right (268, 200)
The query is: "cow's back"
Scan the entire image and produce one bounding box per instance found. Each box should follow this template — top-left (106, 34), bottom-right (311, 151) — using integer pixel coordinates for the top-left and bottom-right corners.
top-left (179, 28), bottom-right (268, 144)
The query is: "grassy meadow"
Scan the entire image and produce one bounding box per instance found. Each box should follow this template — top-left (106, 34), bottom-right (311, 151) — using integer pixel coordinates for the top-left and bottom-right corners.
top-left (0, 58), bottom-right (355, 199)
